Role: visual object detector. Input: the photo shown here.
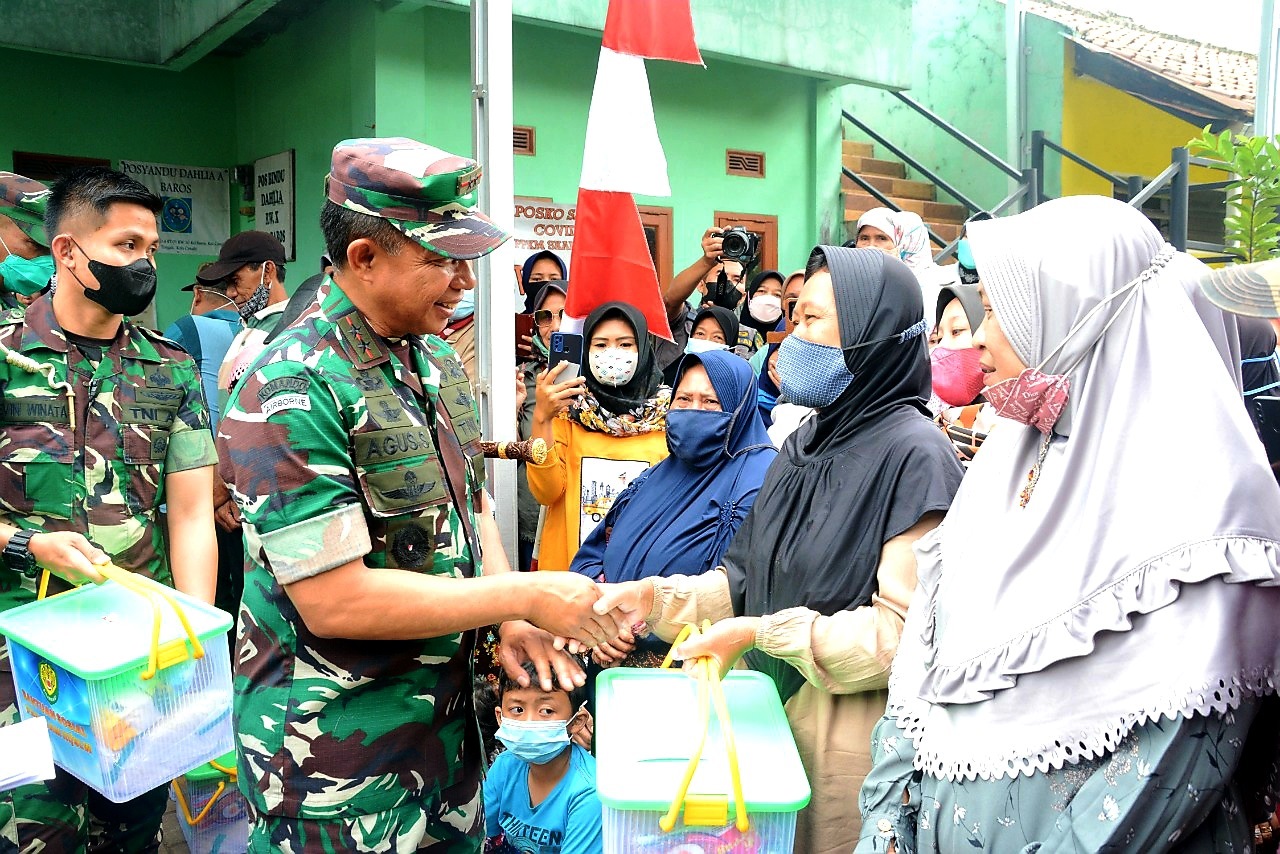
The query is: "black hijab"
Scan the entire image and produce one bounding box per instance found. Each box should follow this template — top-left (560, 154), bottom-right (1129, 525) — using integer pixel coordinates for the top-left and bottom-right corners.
top-left (692, 305), bottom-right (739, 347)
top-left (1240, 316), bottom-right (1279, 396)
top-left (582, 301), bottom-right (664, 416)
top-left (934, 283), bottom-right (983, 332)
top-left (740, 269), bottom-right (785, 334)
top-left (725, 246), bottom-right (964, 701)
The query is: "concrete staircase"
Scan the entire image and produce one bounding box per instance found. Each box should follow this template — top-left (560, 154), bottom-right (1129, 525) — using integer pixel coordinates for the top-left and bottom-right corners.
top-left (842, 139), bottom-right (966, 243)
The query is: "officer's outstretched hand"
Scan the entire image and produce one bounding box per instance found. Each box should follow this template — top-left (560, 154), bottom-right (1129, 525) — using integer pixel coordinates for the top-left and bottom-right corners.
top-left (527, 571), bottom-right (625, 648)
top-left (29, 532), bottom-right (108, 586)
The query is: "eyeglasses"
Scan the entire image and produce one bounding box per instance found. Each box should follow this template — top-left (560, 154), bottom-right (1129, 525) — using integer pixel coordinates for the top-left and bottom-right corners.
top-left (784, 296), bottom-right (799, 320)
top-left (534, 309), bottom-right (564, 326)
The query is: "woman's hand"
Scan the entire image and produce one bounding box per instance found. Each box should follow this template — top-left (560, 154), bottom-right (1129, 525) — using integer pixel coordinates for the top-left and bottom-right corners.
top-left (593, 579), bottom-right (656, 631)
top-left (533, 361), bottom-right (585, 425)
top-left (676, 616), bottom-right (762, 675)
top-left (591, 625), bottom-right (636, 668)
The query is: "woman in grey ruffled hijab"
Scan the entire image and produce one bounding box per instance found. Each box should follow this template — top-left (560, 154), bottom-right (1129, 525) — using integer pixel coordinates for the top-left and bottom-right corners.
top-left (857, 196), bottom-right (1280, 853)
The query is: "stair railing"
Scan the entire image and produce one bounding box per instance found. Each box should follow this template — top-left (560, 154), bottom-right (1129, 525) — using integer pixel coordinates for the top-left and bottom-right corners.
top-left (841, 104), bottom-right (1038, 261)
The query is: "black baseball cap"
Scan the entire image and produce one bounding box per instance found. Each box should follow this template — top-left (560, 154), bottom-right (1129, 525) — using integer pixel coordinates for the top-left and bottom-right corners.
top-left (196, 231), bottom-right (286, 285)
top-left (180, 261), bottom-right (219, 293)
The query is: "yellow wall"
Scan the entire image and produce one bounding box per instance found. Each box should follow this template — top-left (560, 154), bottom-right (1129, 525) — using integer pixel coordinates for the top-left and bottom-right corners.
top-left (1061, 45), bottom-right (1220, 196)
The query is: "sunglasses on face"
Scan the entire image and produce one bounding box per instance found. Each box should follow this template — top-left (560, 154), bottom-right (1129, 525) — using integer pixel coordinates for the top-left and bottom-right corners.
top-left (535, 308), bottom-right (564, 326)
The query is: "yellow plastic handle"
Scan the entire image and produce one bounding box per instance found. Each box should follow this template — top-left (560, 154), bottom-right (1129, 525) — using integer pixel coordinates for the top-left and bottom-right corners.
top-left (657, 621), bottom-right (750, 833)
top-left (171, 778), bottom-right (226, 827)
top-left (96, 563), bottom-right (205, 680)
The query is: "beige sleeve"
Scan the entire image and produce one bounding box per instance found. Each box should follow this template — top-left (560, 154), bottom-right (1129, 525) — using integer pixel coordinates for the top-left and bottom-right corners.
top-left (751, 514), bottom-right (939, 694)
top-left (644, 570), bottom-right (736, 643)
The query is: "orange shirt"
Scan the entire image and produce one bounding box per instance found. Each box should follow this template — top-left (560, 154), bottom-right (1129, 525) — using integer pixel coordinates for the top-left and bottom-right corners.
top-left (526, 417), bottom-right (668, 571)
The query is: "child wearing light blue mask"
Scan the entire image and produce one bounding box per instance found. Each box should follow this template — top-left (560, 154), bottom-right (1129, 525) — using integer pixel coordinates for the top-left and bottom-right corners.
top-left (484, 662), bottom-right (602, 854)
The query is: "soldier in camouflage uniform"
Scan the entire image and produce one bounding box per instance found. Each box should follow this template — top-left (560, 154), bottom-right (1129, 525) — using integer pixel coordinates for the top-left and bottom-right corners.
top-left (0, 167), bottom-right (219, 853)
top-left (218, 137), bottom-right (624, 853)
top-left (0, 172), bottom-right (55, 311)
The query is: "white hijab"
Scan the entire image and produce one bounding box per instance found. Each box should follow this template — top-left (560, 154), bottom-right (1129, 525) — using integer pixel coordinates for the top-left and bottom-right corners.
top-left (890, 196), bottom-right (1280, 781)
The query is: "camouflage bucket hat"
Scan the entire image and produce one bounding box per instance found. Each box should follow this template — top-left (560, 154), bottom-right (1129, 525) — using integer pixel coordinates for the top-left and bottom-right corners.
top-left (326, 137), bottom-right (510, 261)
top-left (0, 172), bottom-right (52, 248)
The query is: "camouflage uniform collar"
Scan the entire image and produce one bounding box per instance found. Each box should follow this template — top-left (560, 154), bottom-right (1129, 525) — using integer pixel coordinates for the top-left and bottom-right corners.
top-left (324, 278), bottom-right (392, 370)
top-left (18, 295), bottom-right (163, 362)
top-left (18, 295), bottom-right (68, 354)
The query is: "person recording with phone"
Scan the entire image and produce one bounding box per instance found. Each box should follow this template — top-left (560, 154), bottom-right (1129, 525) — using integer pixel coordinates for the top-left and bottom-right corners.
top-left (656, 226), bottom-right (766, 370)
top-left (527, 303), bottom-right (670, 571)
top-left (513, 280), bottom-right (569, 571)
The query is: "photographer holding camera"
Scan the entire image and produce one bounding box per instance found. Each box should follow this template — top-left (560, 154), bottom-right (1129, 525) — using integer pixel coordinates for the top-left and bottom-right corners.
top-left (656, 225), bottom-right (766, 370)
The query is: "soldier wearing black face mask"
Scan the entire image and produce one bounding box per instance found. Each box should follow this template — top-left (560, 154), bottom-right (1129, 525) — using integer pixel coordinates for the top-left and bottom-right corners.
top-left (0, 168), bottom-right (219, 852)
top-left (654, 226), bottom-right (765, 371)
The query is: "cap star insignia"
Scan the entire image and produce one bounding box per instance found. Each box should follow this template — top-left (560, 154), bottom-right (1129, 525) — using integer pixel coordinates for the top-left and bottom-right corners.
top-left (383, 469), bottom-right (432, 501)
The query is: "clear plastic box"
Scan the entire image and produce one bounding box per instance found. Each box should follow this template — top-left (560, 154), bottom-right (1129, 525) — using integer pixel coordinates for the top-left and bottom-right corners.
top-left (171, 751), bottom-right (248, 854)
top-left (595, 669), bottom-right (811, 854)
top-left (0, 575), bottom-right (234, 803)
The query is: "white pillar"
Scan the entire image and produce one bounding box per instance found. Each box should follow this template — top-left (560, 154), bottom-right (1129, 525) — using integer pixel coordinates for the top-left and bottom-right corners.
top-left (1006, 0), bottom-right (1027, 187)
top-left (1258, 0), bottom-right (1279, 136)
top-left (471, 0), bottom-right (519, 561)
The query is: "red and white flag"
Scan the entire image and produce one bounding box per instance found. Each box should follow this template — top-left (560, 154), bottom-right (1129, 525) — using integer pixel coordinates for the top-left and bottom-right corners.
top-left (565, 0), bottom-right (702, 341)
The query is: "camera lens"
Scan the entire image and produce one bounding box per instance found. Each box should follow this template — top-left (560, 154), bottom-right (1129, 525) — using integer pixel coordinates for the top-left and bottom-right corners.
top-left (722, 231), bottom-right (745, 257)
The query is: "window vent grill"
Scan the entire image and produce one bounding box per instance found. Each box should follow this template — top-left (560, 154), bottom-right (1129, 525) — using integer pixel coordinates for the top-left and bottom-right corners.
top-left (514, 126), bottom-right (536, 156)
top-left (726, 149), bottom-right (765, 178)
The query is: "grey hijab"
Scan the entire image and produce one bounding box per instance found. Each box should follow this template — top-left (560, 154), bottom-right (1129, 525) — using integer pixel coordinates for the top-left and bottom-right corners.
top-left (889, 196), bottom-right (1280, 781)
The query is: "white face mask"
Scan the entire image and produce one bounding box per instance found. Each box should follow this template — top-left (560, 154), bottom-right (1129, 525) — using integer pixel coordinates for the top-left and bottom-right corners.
top-left (588, 348), bottom-right (639, 386)
top-left (748, 293), bottom-right (783, 323)
top-left (685, 337), bottom-right (729, 355)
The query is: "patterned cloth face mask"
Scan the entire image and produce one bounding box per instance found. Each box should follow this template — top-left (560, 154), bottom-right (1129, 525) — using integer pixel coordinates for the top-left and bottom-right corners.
top-left (985, 246), bottom-right (1174, 435)
top-left (588, 347), bottom-right (638, 386)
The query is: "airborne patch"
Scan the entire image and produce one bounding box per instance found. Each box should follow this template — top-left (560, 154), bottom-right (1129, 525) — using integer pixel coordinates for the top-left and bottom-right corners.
top-left (261, 394), bottom-right (311, 418)
top-left (258, 376), bottom-right (309, 403)
top-left (135, 387), bottom-right (183, 406)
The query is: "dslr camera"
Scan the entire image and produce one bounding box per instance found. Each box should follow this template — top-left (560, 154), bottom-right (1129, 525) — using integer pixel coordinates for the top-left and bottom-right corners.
top-left (718, 226), bottom-right (760, 266)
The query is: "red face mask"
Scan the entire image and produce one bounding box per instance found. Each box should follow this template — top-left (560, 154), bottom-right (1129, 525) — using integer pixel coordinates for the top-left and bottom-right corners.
top-left (983, 368), bottom-right (1071, 435)
top-left (930, 346), bottom-right (986, 407)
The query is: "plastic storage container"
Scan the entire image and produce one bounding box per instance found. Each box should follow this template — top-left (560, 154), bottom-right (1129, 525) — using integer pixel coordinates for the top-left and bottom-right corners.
top-left (0, 572), bottom-right (234, 802)
top-left (596, 668), bottom-right (811, 854)
top-left (171, 751), bottom-right (248, 854)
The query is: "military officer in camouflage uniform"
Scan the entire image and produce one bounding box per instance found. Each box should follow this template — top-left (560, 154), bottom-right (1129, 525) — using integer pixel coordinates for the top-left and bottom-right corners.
top-left (218, 138), bottom-right (624, 853)
top-left (0, 172), bottom-right (55, 311)
top-left (0, 167), bottom-right (219, 853)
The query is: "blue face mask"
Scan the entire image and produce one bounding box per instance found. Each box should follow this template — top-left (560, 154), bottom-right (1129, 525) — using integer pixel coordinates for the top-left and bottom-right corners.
top-left (665, 408), bottom-right (733, 467)
top-left (0, 248), bottom-right (54, 297)
top-left (451, 288), bottom-right (475, 321)
top-left (495, 716), bottom-right (570, 765)
top-left (1243, 350), bottom-right (1280, 397)
top-left (777, 334), bottom-right (855, 408)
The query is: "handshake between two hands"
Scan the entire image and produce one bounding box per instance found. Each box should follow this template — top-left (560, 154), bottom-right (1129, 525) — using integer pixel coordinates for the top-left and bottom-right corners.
top-left (502, 575), bottom-right (760, 693)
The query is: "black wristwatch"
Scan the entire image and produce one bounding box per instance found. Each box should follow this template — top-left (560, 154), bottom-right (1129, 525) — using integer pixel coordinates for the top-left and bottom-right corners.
top-left (3, 529), bottom-right (39, 578)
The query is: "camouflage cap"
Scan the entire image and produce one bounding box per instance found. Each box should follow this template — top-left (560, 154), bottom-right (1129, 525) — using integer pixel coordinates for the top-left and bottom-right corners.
top-left (326, 137), bottom-right (510, 261)
top-left (0, 172), bottom-right (52, 248)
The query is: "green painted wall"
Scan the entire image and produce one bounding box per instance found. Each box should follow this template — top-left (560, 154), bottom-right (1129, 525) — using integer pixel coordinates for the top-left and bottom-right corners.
top-left (233, 0), bottom-right (376, 284)
top-left (400, 4), bottom-right (827, 277)
top-left (433, 0), bottom-right (912, 88)
top-left (841, 0), bottom-right (1063, 211)
top-left (0, 0), bottom-right (893, 330)
top-left (0, 45), bottom-right (237, 327)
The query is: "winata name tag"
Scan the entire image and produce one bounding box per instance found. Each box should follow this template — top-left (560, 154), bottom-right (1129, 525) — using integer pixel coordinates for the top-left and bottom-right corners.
top-left (261, 394), bottom-right (310, 417)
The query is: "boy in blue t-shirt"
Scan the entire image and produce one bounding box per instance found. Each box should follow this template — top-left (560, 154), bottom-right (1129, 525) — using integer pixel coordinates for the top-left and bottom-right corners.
top-left (484, 662), bottom-right (603, 854)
